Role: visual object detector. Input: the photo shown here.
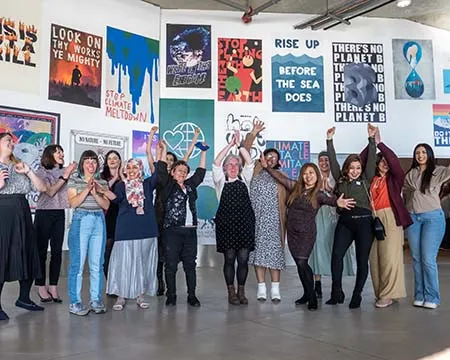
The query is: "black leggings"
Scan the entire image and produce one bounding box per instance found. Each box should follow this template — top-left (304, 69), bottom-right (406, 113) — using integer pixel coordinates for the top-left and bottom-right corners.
top-left (0, 279), bottom-right (33, 309)
top-left (331, 215), bottom-right (374, 295)
top-left (223, 249), bottom-right (250, 286)
top-left (293, 257), bottom-right (314, 298)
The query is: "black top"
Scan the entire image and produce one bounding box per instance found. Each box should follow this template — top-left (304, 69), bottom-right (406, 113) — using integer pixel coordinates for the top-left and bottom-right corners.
top-left (105, 179), bottom-right (120, 239)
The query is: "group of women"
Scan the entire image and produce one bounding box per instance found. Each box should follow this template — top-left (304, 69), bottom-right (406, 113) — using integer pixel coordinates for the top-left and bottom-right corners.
top-left (0, 119), bottom-right (449, 320)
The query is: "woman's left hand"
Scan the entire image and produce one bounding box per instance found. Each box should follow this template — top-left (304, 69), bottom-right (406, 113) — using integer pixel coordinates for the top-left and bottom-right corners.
top-left (14, 162), bottom-right (31, 175)
top-left (336, 194), bottom-right (356, 210)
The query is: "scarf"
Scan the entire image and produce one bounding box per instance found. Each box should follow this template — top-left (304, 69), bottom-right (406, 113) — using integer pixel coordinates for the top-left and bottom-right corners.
top-left (124, 159), bottom-right (145, 215)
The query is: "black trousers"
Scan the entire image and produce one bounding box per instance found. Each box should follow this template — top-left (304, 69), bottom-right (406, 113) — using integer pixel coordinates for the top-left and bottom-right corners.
top-left (34, 210), bottom-right (65, 286)
top-left (163, 227), bottom-right (197, 297)
top-left (331, 214), bottom-right (374, 295)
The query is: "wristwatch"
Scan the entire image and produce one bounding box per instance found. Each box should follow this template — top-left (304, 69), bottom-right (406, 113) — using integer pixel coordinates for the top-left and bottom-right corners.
top-left (59, 176), bottom-right (68, 182)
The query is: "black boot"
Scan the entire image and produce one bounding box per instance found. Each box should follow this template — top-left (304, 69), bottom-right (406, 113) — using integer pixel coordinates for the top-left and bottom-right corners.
top-left (308, 293), bottom-right (318, 311)
top-left (314, 281), bottom-right (322, 299)
top-left (295, 294), bottom-right (309, 305)
top-left (349, 293), bottom-right (362, 309)
top-left (325, 288), bottom-right (345, 305)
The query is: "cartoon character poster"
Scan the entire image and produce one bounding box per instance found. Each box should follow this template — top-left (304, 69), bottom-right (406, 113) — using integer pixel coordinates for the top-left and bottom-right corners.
top-left (48, 24), bottom-right (102, 107)
top-left (0, 1), bottom-right (41, 93)
top-left (392, 39), bottom-right (435, 100)
top-left (132, 130), bottom-right (158, 178)
top-left (218, 38), bottom-right (262, 102)
top-left (0, 105), bottom-right (59, 210)
top-left (166, 24), bottom-right (211, 88)
top-left (105, 26), bottom-right (159, 123)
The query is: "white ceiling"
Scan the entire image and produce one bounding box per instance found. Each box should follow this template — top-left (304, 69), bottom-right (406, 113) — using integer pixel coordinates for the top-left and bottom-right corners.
top-left (143, 0), bottom-right (450, 31)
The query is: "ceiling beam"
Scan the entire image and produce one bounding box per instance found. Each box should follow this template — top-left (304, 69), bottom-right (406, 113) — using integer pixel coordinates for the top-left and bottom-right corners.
top-left (211, 0), bottom-right (248, 12)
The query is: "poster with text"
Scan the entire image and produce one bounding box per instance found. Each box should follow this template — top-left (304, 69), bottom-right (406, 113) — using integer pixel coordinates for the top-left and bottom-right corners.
top-left (332, 42), bottom-right (386, 123)
top-left (392, 39), bottom-right (435, 100)
top-left (197, 171), bottom-right (219, 245)
top-left (224, 111), bottom-right (266, 160)
top-left (0, 106), bottom-right (59, 210)
top-left (443, 70), bottom-right (450, 94)
top-left (433, 104), bottom-right (450, 147)
top-left (166, 24), bottom-right (211, 88)
top-left (272, 39), bottom-right (324, 112)
top-left (218, 38), bottom-right (262, 102)
top-left (160, 99), bottom-right (214, 169)
top-left (0, 1), bottom-right (41, 93)
top-left (49, 24), bottom-right (102, 107)
top-left (132, 129), bottom-right (159, 178)
top-left (105, 26), bottom-right (159, 123)
top-left (70, 130), bottom-right (128, 171)
top-left (265, 140), bottom-right (310, 179)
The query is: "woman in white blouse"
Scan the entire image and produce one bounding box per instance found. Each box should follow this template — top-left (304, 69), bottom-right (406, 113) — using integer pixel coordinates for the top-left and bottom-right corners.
top-left (213, 131), bottom-right (255, 305)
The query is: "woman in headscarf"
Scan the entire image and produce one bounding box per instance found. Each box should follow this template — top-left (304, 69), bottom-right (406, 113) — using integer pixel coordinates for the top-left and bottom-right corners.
top-left (105, 156), bottom-right (160, 311)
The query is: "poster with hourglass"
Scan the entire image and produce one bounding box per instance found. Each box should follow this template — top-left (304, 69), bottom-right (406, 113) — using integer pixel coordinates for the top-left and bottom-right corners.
top-left (392, 39), bottom-right (435, 100)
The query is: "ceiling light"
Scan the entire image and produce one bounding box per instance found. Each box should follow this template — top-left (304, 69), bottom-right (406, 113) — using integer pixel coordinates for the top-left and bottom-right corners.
top-left (396, 0), bottom-right (411, 7)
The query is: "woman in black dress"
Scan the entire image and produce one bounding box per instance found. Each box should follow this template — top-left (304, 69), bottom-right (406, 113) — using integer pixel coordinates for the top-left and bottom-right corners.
top-left (260, 157), bottom-right (355, 310)
top-left (213, 132), bottom-right (255, 305)
top-left (0, 132), bottom-right (48, 320)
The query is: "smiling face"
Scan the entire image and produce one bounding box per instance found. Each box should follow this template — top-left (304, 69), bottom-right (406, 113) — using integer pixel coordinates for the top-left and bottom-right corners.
top-left (348, 161), bottom-right (362, 180)
top-left (224, 156), bottom-right (240, 179)
top-left (302, 166), bottom-right (318, 189)
top-left (82, 157), bottom-right (98, 177)
top-left (107, 152), bottom-right (121, 170)
top-left (318, 155), bottom-right (330, 173)
top-left (171, 164), bottom-right (189, 184)
top-left (265, 151), bottom-right (279, 169)
top-left (378, 157), bottom-right (390, 176)
top-left (415, 146), bottom-right (428, 167)
top-left (126, 160), bottom-right (141, 181)
top-left (167, 153), bottom-right (176, 171)
top-left (0, 134), bottom-right (14, 159)
top-left (52, 147), bottom-right (65, 166)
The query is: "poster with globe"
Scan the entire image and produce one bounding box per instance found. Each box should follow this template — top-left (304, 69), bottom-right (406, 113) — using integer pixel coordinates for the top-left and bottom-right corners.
top-left (159, 99), bottom-right (214, 169)
top-left (166, 24), bottom-right (211, 88)
top-left (0, 105), bottom-right (60, 210)
top-left (433, 104), bottom-right (450, 147)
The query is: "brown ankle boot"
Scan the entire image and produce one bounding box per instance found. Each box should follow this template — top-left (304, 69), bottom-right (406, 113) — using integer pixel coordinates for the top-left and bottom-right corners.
top-left (237, 285), bottom-right (248, 305)
top-left (227, 285), bottom-right (240, 305)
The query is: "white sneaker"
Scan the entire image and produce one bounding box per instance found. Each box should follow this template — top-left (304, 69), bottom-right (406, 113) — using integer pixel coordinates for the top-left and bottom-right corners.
top-left (423, 302), bottom-right (439, 309)
top-left (413, 300), bottom-right (424, 307)
top-left (271, 282), bottom-right (281, 302)
top-left (257, 283), bottom-right (266, 301)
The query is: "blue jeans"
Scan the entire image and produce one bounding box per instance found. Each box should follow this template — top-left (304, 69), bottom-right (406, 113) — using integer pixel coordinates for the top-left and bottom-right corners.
top-left (68, 209), bottom-right (106, 305)
top-left (407, 209), bottom-right (445, 304)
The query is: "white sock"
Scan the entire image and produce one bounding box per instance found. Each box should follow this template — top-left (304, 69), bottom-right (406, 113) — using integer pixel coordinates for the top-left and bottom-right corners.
top-left (271, 282), bottom-right (281, 300)
top-left (257, 282), bottom-right (267, 299)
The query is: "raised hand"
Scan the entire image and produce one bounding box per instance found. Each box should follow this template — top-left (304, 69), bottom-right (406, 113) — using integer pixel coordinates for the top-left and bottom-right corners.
top-left (195, 127), bottom-right (201, 136)
top-left (14, 162), bottom-right (30, 175)
top-left (368, 123), bottom-right (377, 138)
top-left (259, 153), bottom-right (268, 169)
top-left (326, 127), bottom-right (336, 140)
top-left (233, 130), bottom-right (240, 146)
top-left (63, 161), bottom-right (77, 179)
top-left (150, 126), bottom-right (158, 133)
top-left (251, 119), bottom-right (265, 135)
top-left (374, 127), bottom-right (381, 145)
top-left (336, 194), bottom-right (356, 210)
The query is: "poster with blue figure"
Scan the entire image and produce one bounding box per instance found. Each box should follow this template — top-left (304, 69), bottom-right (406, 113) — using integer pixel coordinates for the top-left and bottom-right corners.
top-left (272, 54), bottom-right (324, 112)
top-left (392, 39), bottom-right (435, 100)
top-left (159, 99), bottom-right (214, 169)
top-left (105, 26), bottom-right (159, 123)
top-left (166, 24), bottom-right (211, 88)
top-left (266, 140), bottom-right (310, 179)
top-left (443, 70), bottom-right (450, 94)
top-left (196, 171), bottom-right (219, 245)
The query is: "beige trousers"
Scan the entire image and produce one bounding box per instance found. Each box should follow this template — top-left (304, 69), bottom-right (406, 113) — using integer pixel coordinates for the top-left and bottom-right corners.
top-left (369, 207), bottom-right (407, 300)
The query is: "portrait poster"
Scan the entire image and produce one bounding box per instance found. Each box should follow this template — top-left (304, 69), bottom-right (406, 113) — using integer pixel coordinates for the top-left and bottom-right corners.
top-left (48, 24), bottom-right (102, 107)
top-left (218, 38), bottom-right (262, 102)
top-left (332, 42), bottom-right (386, 123)
top-left (105, 26), bottom-right (159, 123)
top-left (392, 39), bottom-right (435, 100)
top-left (265, 140), bottom-right (310, 178)
top-left (132, 129), bottom-right (159, 178)
top-left (0, 1), bottom-right (41, 93)
top-left (159, 99), bottom-right (214, 169)
top-left (166, 24), bottom-right (211, 88)
top-left (433, 104), bottom-right (450, 147)
top-left (0, 105), bottom-right (60, 210)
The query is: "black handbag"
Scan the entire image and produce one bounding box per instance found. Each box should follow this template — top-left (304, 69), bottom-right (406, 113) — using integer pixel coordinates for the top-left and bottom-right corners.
top-left (363, 182), bottom-right (386, 241)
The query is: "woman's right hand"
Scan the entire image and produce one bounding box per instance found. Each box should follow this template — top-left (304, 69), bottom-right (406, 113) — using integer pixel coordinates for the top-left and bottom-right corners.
top-left (326, 127), bottom-right (335, 140)
top-left (259, 154), bottom-right (268, 168)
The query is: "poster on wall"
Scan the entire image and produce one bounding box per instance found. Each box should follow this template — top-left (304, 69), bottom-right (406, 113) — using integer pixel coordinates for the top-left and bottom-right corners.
top-left (132, 129), bottom-right (158, 178)
top-left (70, 130), bottom-right (128, 171)
top-left (0, 1), bottom-right (41, 93)
top-left (392, 39), bottom-right (435, 100)
top-left (0, 105), bottom-right (59, 210)
top-left (48, 24), bottom-right (102, 107)
top-left (223, 111), bottom-right (266, 160)
top-left (166, 24), bottom-right (211, 88)
top-left (197, 171), bottom-right (219, 245)
top-left (265, 140), bottom-right (310, 178)
top-left (105, 26), bottom-right (159, 123)
top-left (218, 38), bottom-right (262, 102)
top-left (433, 104), bottom-right (450, 147)
top-left (443, 70), bottom-right (450, 94)
top-left (159, 98), bottom-right (214, 169)
top-left (332, 42), bottom-right (386, 123)
top-left (272, 39), bottom-right (324, 112)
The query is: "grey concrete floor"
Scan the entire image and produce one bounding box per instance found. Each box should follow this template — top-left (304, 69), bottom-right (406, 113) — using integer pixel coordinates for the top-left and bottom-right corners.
top-left (1, 252), bottom-right (450, 360)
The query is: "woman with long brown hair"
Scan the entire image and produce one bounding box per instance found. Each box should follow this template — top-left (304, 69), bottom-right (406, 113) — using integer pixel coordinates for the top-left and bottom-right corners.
top-left (260, 158), bottom-right (354, 310)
